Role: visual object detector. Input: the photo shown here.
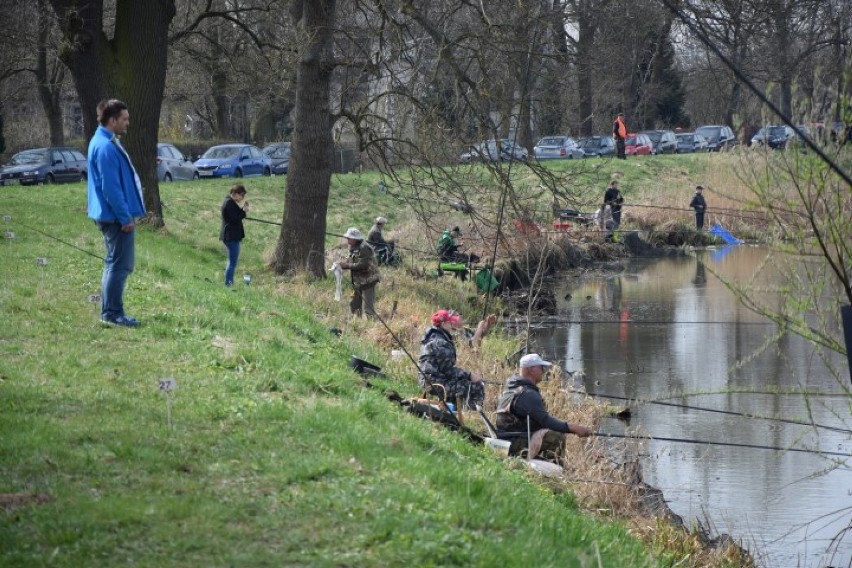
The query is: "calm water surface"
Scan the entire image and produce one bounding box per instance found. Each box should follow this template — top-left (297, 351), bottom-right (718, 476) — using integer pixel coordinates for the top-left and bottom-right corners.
top-left (525, 246), bottom-right (852, 568)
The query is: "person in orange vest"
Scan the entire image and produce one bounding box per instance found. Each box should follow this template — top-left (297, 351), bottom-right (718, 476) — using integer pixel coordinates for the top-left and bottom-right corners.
top-left (613, 112), bottom-right (627, 159)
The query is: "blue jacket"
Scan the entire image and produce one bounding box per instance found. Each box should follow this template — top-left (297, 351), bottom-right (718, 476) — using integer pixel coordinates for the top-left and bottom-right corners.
top-left (87, 125), bottom-right (145, 224)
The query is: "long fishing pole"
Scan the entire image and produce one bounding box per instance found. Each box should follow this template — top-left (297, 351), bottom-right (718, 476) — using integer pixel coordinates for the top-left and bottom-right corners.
top-left (12, 221), bottom-right (105, 261)
top-left (368, 307), bottom-right (423, 376)
top-left (504, 319), bottom-right (775, 326)
top-left (581, 389), bottom-right (852, 435)
top-left (595, 431), bottom-right (850, 458)
top-left (245, 216), bottom-right (441, 258)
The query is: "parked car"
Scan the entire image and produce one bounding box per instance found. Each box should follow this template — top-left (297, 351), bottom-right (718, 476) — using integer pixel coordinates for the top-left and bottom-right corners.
top-left (157, 143), bottom-right (199, 181)
top-left (577, 135), bottom-right (616, 157)
top-left (533, 136), bottom-right (584, 160)
top-left (750, 125), bottom-right (796, 149)
top-left (262, 142), bottom-right (291, 175)
top-left (194, 144), bottom-right (272, 178)
top-left (640, 129), bottom-right (678, 154)
top-left (694, 125), bottom-right (738, 152)
top-left (0, 147), bottom-right (87, 186)
top-left (625, 133), bottom-right (654, 156)
top-left (459, 139), bottom-right (529, 163)
top-left (676, 132), bottom-right (708, 153)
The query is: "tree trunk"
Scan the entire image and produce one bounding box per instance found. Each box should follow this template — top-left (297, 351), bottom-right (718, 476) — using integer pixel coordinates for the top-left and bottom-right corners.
top-left (271, 0), bottom-right (335, 278)
top-left (36, 0), bottom-right (65, 146)
top-left (576, 0), bottom-right (595, 136)
top-left (48, 0), bottom-right (109, 140)
top-left (49, 0), bottom-right (175, 227)
top-left (113, 0), bottom-right (174, 226)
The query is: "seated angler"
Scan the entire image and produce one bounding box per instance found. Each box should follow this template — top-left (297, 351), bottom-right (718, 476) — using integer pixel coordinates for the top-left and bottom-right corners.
top-left (367, 216), bottom-right (398, 265)
top-left (418, 309), bottom-right (485, 409)
top-left (494, 354), bottom-right (592, 460)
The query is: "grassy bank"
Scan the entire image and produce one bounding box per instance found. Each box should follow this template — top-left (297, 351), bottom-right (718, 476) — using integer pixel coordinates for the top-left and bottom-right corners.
top-left (0, 179), bottom-right (658, 567)
top-left (1, 152), bottom-right (764, 567)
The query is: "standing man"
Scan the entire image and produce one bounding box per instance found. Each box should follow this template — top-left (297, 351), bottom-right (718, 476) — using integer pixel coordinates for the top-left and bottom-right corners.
top-left (613, 112), bottom-right (627, 160)
top-left (689, 185), bottom-right (707, 230)
top-left (340, 227), bottom-right (381, 319)
top-left (603, 179), bottom-right (624, 228)
top-left (494, 354), bottom-right (592, 460)
top-left (88, 99), bottom-right (145, 327)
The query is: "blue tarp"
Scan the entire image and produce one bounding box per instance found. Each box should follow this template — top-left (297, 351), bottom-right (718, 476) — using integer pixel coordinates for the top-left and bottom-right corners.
top-left (709, 223), bottom-right (742, 245)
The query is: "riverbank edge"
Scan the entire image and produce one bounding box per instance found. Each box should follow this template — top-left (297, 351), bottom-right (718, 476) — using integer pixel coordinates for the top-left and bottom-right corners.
top-left (487, 229), bottom-right (757, 565)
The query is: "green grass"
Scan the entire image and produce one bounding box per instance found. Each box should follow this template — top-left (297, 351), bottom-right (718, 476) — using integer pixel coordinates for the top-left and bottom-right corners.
top-left (0, 177), bottom-right (655, 567)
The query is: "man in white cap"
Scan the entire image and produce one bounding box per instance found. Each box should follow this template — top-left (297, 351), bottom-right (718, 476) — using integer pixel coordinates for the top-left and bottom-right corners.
top-left (367, 216), bottom-right (397, 265)
top-left (340, 227), bottom-right (380, 318)
top-left (494, 353), bottom-right (592, 460)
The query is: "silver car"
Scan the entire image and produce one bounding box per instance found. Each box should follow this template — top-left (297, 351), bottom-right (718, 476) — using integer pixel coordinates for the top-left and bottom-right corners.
top-left (533, 136), bottom-right (585, 160)
top-left (459, 139), bottom-right (529, 163)
top-left (157, 143), bottom-right (199, 181)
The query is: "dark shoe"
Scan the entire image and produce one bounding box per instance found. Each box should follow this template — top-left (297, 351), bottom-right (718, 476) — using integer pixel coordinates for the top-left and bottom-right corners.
top-left (101, 315), bottom-right (140, 328)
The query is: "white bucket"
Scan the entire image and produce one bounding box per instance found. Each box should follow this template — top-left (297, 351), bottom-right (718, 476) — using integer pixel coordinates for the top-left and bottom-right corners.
top-left (484, 437), bottom-right (511, 457)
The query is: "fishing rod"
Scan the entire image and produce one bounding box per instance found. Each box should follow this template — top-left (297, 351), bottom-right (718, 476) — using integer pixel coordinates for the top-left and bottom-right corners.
top-left (503, 319), bottom-right (775, 326)
top-left (594, 431), bottom-right (850, 458)
top-left (10, 221), bottom-right (105, 261)
top-left (580, 389), bottom-right (852, 435)
top-left (244, 216), bottom-right (441, 258)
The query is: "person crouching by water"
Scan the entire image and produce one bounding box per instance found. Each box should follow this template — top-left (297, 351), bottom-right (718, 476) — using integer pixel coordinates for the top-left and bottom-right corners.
top-left (220, 184), bottom-right (248, 287)
top-left (418, 309), bottom-right (485, 409)
top-left (339, 227), bottom-right (381, 319)
top-left (495, 354), bottom-right (592, 460)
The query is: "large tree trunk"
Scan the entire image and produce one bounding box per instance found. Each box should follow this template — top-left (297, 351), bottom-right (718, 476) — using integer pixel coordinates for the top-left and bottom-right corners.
top-left (271, 0), bottom-right (335, 278)
top-left (114, 0), bottom-right (174, 225)
top-left (48, 0), bottom-right (108, 139)
top-left (49, 0), bottom-right (175, 227)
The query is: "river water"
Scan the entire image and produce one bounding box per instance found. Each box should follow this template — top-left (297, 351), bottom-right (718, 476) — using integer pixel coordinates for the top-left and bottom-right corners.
top-left (524, 245), bottom-right (852, 568)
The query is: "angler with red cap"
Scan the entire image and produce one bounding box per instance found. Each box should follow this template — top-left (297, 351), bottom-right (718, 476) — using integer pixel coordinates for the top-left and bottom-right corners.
top-left (418, 309), bottom-right (484, 409)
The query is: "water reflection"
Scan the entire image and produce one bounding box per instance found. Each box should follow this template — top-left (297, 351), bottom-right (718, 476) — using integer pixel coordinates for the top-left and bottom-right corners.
top-left (526, 246), bottom-right (852, 568)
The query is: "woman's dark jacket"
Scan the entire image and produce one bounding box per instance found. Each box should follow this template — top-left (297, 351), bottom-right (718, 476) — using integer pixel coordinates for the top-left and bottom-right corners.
top-left (220, 196), bottom-right (246, 242)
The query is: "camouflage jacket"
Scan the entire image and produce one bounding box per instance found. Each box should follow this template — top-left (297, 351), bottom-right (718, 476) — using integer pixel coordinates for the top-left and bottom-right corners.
top-left (347, 241), bottom-right (380, 290)
top-left (418, 326), bottom-right (471, 387)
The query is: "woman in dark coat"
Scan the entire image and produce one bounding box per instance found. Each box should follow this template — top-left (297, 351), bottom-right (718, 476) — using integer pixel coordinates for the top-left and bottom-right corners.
top-left (418, 309), bottom-right (485, 408)
top-left (220, 184), bottom-right (248, 286)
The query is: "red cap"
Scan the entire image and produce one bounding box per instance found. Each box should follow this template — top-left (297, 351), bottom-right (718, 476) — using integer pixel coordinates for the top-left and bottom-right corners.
top-left (432, 309), bottom-right (462, 326)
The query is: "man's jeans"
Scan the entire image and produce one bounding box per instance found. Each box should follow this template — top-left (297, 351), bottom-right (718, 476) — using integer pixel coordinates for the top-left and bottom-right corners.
top-left (99, 222), bottom-right (135, 320)
top-left (224, 239), bottom-right (241, 286)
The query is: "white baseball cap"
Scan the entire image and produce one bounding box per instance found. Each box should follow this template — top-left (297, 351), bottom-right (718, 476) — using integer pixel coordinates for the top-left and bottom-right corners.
top-left (519, 353), bottom-right (552, 368)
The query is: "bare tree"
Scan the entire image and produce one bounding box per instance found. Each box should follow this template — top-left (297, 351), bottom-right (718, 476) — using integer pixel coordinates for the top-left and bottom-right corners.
top-left (0, 0), bottom-right (70, 147)
top-left (270, 0), bottom-right (335, 277)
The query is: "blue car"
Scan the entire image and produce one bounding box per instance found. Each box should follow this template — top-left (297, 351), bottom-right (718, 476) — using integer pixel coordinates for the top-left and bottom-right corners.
top-left (194, 144), bottom-right (272, 178)
top-left (0, 147), bottom-right (88, 186)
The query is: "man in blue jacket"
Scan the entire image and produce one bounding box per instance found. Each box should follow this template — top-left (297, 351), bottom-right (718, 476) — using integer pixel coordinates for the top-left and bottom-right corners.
top-left (88, 99), bottom-right (146, 327)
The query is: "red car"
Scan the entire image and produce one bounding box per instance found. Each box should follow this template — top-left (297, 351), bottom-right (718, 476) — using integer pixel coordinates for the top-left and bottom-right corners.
top-left (625, 133), bottom-right (653, 156)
